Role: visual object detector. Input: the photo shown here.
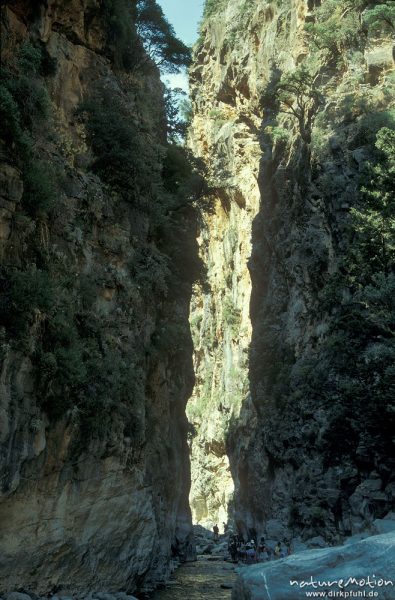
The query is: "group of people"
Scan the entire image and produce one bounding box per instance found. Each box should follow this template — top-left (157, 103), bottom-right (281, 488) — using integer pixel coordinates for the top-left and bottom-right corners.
top-left (212, 523), bottom-right (293, 564)
top-left (227, 534), bottom-right (292, 564)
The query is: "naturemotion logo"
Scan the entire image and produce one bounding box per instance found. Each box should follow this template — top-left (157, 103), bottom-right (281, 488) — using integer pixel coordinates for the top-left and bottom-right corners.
top-left (289, 574), bottom-right (394, 598)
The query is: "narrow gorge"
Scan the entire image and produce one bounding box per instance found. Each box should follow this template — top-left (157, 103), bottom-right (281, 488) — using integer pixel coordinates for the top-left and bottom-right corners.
top-left (0, 0), bottom-right (394, 598)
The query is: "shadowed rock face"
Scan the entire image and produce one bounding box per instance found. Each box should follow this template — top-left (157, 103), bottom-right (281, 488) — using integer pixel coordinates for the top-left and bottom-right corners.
top-left (188, 0), bottom-right (394, 543)
top-left (232, 531), bottom-right (395, 600)
top-left (0, 1), bottom-right (194, 593)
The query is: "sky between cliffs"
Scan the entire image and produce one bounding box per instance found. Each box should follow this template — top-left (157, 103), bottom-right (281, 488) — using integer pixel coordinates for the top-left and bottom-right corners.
top-left (157, 0), bottom-right (205, 91)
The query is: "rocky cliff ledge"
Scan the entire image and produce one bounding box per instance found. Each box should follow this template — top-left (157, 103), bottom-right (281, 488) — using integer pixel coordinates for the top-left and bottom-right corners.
top-left (0, 0), bottom-right (196, 594)
top-left (188, 0), bottom-right (394, 544)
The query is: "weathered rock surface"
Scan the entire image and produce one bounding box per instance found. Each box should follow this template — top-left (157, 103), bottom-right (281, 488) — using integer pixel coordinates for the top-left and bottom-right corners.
top-left (0, 1), bottom-right (194, 594)
top-left (232, 532), bottom-right (395, 599)
top-left (188, 0), bottom-right (394, 543)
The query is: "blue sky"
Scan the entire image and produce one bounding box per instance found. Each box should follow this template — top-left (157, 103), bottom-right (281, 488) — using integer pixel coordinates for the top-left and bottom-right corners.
top-left (157, 0), bottom-right (205, 45)
top-left (157, 0), bottom-right (205, 92)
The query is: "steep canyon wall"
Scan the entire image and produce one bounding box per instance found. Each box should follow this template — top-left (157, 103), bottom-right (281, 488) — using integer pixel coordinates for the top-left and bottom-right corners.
top-left (188, 0), bottom-right (395, 544)
top-left (0, 0), bottom-right (195, 593)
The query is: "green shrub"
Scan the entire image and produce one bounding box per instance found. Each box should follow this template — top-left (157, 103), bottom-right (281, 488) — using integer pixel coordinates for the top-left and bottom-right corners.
top-left (0, 267), bottom-right (54, 337)
top-left (22, 161), bottom-right (57, 217)
top-left (6, 75), bottom-right (50, 129)
top-left (0, 83), bottom-right (28, 153)
top-left (0, 51), bottom-right (52, 157)
top-left (17, 42), bottom-right (43, 75)
top-left (305, 0), bottom-right (363, 59)
top-left (266, 125), bottom-right (291, 145)
top-left (17, 41), bottom-right (57, 76)
top-left (204, 0), bottom-right (228, 18)
top-left (132, 246), bottom-right (170, 296)
top-left (223, 296), bottom-right (241, 335)
top-left (80, 88), bottom-right (153, 195)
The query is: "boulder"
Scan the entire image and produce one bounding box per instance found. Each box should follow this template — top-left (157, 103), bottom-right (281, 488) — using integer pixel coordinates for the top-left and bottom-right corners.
top-left (372, 515), bottom-right (395, 535)
top-left (202, 543), bottom-right (214, 554)
top-left (5, 594), bottom-right (32, 600)
top-left (306, 535), bottom-right (326, 548)
top-left (232, 532), bottom-right (395, 599)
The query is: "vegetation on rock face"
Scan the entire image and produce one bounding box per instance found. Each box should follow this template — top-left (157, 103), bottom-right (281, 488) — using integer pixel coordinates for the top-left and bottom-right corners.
top-left (79, 88), bottom-right (156, 198)
top-left (102, 0), bottom-right (191, 71)
top-left (275, 66), bottom-right (324, 144)
top-left (0, 2), bottom-right (204, 443)
top-left (203, 0), bottom-right (228, 19)
top-left (245, 0), bottom-right (395, 538)
top-left (136, 0), bottom-right (191, 72)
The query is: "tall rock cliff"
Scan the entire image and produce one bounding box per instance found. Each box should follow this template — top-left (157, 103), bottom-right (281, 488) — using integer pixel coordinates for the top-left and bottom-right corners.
top-left (188, 0), bottom-right (395, 544)
top-left (0, 0), bottom-right (196, 594)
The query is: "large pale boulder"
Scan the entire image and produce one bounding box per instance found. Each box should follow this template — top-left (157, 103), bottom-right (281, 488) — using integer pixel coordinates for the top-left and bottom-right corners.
top-left (233, 532), bottom-right (395, 599)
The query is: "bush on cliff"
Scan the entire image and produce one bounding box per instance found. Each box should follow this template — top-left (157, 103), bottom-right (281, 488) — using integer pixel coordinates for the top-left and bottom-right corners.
top-left (79, 87), bottom-right (157, 199)
top-left (0, 268), bottom-right (54, 338)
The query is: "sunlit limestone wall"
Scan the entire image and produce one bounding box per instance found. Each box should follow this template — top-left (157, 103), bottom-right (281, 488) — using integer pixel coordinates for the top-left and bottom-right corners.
top-left (188, 0), bottom-right (395, 543)
top-left (187, 0), bottom-right (307, 530)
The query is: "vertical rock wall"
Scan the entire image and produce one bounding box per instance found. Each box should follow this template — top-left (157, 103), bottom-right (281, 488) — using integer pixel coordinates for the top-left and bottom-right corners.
top-left (0, 1), bottom-right (194, 594)
top-left (189, 0), bottom-right (394, 543)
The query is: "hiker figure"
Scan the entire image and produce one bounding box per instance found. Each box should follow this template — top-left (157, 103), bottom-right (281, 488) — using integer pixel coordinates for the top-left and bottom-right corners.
top-left (228, 535), bottom-right (238, 562)
top-left (223, 521), bottom-right (229, 534)
top-left (249, 527), bottom-right (258, 546)
top-left (213, 524), bottom-right (219, 542)
top-left (245, 542), bottom-right (256, 564)
top-left (238, 542), bottom-right (247, 563)
top-left (274, 541), bottom-right (284, 558)
top-left (258, 536), bottom-right (267, 561)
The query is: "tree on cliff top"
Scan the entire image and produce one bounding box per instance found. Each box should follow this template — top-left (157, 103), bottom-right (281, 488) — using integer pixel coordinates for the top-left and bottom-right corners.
top-left (136, 0), bottom-right (191, 72)
top-left (102, 0), bottom-right (191, 72)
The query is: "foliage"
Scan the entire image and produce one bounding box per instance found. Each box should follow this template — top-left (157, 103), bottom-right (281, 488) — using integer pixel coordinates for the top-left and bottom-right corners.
top-left (0, 82), bottom-right (28, 153)
top-left (22, 161), bottom-right (57, 217)
top-left (304, 0), bottom-right (363, 58)
top-left (17, 41), bottom-right (57, 77)
top-left (291, 125), bottom-right (395, 465)
top-left (0, 56), bottom-right (57, 215)
top-left (203, 0), bottom-right (228, 18)
top-left (363, 2), bottom-right (395, 33)
top-left (3, 73), bottom-right (50, 131)
top-left (79, 87), bottom-right (156, 196)
top-left (164, 86), bottom-right (190, 141)
top-left (223, 296), bottom-right (241, 336)
top-left (275, 65), bottom-right (324, 143)
top-left (0, 268), bottom-right (54, 338)
top-left (350, 128), bottom-right (395, 276)
top-left (162, 144), bottom-right (208, 210)
top-left (265, 124), bottom-right (291, 146)
top-left (101, 0), bottom-right (142, 69)
top-left (0, 42), bottom-right (53, 164)
top-left (136, 0), bottom-right (191, 72)
top-left (305, 1), bottom-right (394, 65)
top-left (17, 42), bottom-right (43, 75)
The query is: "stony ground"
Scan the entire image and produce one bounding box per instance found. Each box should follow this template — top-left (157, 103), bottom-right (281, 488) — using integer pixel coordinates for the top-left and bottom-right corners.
top-left (149, 557), bottom-right (236, 600)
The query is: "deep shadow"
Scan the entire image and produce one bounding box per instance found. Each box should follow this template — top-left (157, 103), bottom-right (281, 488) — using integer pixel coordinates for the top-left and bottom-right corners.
top-left (225, 61), bottom-right (395, 546)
